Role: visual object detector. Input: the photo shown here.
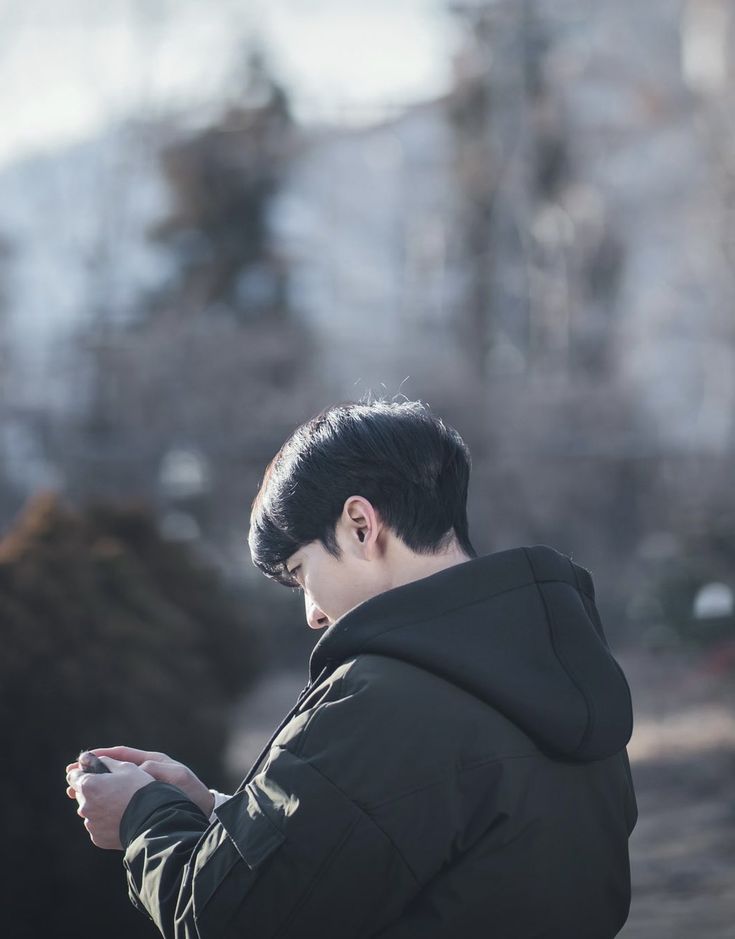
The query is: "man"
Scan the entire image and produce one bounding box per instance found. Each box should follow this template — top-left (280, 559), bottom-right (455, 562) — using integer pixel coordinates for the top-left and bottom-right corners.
top-left (66, 399), bottom-right (638, 938)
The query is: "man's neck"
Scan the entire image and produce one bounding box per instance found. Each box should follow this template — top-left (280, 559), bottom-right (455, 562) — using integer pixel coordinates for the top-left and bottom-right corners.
top-left (386, 542), bottom-right (473, 592)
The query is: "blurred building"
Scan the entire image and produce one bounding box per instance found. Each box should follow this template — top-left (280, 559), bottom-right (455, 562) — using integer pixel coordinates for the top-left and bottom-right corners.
top-left (543, 0), bottom-right (735, 454)
top-left (260, 2), bottom-right (622, 411)
top-left (270, 98), bottom-right (466, 393)
top-left (271, 0), bottom-right (735, 453)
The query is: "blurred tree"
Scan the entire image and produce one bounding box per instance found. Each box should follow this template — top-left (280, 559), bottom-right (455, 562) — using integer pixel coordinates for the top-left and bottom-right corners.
top-left (632, 452), bottom-right (735, 650)
top-left (0, 491), bottom-right (265, 939)
top-left (442, 1), bottom-right (644, 635)
top-left (53, 47), bottom-right (323, 561)
top-left (60, 306), bottom-right (318, 548)
top-left (0, 232), bottom-right (12, 404)
top-left (447, 0), bottom-right (625, 382)
top-left (0, 233), bottom-right (20, 526)
top-left (150, 45), bottom-right (294, 319)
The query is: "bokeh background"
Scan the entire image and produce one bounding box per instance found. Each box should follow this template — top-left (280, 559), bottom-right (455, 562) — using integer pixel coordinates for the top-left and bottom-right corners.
top-left (1, 1), bottom-right (734, 936)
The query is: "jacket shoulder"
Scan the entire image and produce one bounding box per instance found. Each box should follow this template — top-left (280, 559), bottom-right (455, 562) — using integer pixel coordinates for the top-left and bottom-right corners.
top-left (272, 653), bottom-right (538, 810)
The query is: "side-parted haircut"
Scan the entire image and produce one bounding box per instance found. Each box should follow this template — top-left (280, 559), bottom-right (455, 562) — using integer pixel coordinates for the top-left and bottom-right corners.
top-left (248, 398), bottom-right (477, 586)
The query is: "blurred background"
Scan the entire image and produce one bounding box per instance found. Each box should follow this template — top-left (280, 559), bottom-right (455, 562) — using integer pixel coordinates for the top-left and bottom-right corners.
top-left (1, 0), bottom-right (734, 935)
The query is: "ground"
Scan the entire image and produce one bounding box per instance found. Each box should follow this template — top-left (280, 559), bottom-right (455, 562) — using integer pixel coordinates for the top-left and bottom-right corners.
top-left (225, 643), bottom-right (735, 937)
top-left (617, 645), bottom-right (735, 937)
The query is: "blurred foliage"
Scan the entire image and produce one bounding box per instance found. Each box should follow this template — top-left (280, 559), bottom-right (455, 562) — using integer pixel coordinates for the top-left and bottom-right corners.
top-left (627, 465), bottom-right (735, 653)
top-left (0, 491), bottom-right (265, 939)
top-left (150, 47), bottom-right (293, 318)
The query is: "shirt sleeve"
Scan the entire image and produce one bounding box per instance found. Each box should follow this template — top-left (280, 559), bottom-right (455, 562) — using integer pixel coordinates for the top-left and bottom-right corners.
top-left (207, 789), bottom-right (232, 823)
top-left (120, 742), bottom-right (418, 939)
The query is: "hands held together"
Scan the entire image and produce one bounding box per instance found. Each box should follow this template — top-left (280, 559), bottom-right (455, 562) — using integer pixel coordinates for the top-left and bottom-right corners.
top-left (65, 747), bottom-right (215, 850)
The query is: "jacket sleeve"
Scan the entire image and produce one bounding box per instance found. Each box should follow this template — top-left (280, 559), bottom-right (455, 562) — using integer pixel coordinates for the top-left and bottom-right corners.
top-left (120, 741), bottom-right (418, 938)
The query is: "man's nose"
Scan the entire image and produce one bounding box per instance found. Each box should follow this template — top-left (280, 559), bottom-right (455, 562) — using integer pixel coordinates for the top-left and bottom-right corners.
top-left (306, 596), bottom-right (329, 630)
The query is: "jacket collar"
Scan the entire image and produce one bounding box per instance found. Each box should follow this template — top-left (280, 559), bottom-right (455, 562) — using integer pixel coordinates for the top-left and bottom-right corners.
top-left (308, 544), bottom-right (594, 682)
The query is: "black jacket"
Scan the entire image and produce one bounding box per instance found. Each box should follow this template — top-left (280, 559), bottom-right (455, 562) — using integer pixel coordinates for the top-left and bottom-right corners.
top-left (120, 544), bottom-right (638, 938)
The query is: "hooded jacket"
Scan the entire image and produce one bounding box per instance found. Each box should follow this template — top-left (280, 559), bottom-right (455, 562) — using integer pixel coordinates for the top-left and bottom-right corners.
top-left (120, 544), bottom-right (638, 939)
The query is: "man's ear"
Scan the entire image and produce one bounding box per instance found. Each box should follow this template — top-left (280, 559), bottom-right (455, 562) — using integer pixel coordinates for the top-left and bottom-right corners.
top-left (341, 496), bottom-right (382, 556)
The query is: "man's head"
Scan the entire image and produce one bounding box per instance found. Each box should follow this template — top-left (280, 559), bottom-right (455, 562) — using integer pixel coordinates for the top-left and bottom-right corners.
top-left (248, 398), bottom-right (477, 629)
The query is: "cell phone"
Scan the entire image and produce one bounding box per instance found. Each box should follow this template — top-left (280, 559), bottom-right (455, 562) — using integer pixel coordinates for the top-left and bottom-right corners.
top-left (78, 751), bottom-right (111, 774)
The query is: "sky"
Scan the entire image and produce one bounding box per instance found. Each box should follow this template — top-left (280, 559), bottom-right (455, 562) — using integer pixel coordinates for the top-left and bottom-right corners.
top-left (0, 0), bottom-right (456, 170)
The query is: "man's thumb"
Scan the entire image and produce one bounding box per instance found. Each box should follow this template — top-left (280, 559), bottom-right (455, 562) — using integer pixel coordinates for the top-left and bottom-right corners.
top-left (94, 755), bottom-right (118, 773)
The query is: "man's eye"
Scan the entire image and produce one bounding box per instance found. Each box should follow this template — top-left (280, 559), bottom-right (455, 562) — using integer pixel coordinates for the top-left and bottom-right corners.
top-left (288, 565), bottom-right (301, 581)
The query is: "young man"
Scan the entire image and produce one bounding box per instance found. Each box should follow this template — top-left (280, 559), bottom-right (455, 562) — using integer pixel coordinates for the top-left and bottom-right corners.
top-left (66, 399), bottom-right (638, 938)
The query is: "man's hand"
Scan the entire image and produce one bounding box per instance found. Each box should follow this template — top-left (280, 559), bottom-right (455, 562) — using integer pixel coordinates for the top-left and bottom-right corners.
top-left (65, 756), bottom-right (155, 850)
top-left (67, 746), bottom-right (215, 819)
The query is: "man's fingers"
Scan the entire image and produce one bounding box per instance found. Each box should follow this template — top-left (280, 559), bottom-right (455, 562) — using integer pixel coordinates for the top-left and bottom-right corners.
top-left (91, 746), bottom-right (168, 765)
top-left (67, 768), bottom-right (85, 788)
top-left (140, 759), bottom-right (173, 776)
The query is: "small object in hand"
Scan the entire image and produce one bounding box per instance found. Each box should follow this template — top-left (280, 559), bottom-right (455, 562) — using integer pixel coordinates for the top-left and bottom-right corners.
top-left (78, 751), bottom-right (111, 774)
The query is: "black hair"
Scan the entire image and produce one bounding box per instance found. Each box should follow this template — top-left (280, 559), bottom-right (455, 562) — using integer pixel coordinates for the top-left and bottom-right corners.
top-left (248, 398), bottom-right (477, 586)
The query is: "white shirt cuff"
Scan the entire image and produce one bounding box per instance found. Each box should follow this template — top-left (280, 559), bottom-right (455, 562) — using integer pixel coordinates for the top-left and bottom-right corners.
top-left (208, 789), bottom-right (233, 823)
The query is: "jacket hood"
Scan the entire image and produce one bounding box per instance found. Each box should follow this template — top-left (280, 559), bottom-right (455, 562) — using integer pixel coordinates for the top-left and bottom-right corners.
top-left (308, 544), bottom-right (633, 762)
